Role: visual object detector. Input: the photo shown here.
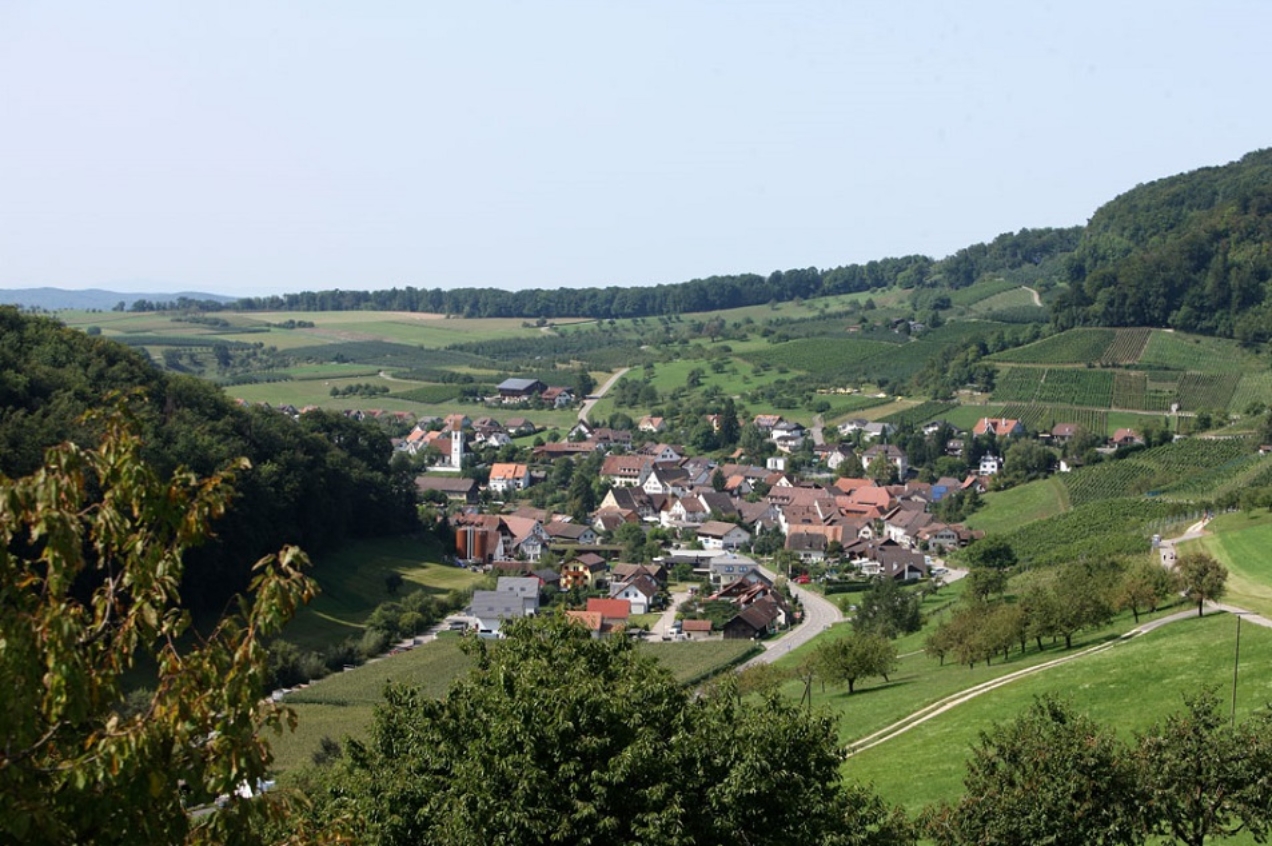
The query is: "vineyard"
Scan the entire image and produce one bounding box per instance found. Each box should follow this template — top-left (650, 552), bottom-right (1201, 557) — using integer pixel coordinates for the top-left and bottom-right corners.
top-left (744, 337), bottom-right (939, 386)
top-left (1101, 328), bottom-right (1152, 365)
top-left (1112, 372), bottom-right (1146, 409)
top-left (989, 328), bottom-right (1115, 364)
top-left (1150, 452), bottom-right (1269, 501)
top-left (1177, 371), bottom-right (1241, 412)
top-left (1060, 437), bottom-right (1255, 507)
top-left (1231, 371), bottom-right (1272, 414)
top-left (1138, 330), bottom-right (1260, 372)
top-left (999, 404), bottom-right (1107, 434)
top-left (1000, 498), bottom-right (1189, 569)
top-left (992, 367), bottom-right (1113, 407)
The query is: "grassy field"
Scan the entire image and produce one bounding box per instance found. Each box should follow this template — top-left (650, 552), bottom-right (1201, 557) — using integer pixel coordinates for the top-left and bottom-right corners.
top-left (1189, 510), bottom-right (1272, 620)
top-left (1139, 329), bottom-right (1261, 373)
top-left (843, 612), bottom-right (1272, 816)
top-left (283, 536), bottom-right (483, 653)
top-left (965, 476), bottom-right (1069, 534)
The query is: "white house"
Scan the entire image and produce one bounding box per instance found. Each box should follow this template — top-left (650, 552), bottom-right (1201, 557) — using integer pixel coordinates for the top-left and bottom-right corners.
top-left (978, 455), bottom-right (1003, 476)
top-left (488, 463), bottom-right (532, 493)
top-left (697, 521), bottom-right (751, 551)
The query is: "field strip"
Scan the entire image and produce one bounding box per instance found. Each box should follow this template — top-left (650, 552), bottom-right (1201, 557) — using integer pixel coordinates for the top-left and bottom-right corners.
top-left (845, 613), bottom-right (1192, 756)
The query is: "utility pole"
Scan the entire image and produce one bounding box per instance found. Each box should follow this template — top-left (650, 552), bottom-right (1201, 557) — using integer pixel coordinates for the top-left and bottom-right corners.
top-left (1232, 612), bottom-right (1246, 729)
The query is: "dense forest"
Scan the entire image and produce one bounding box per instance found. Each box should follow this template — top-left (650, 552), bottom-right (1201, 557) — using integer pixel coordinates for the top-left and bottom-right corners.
top-left (0, 307), bottom-right (418, 612)
top-left (1052, 148), bottom-right (1272, 340)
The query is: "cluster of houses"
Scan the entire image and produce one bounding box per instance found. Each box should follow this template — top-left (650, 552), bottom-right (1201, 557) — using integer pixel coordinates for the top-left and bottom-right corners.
top-left (466, 551), bottom-right (794, 642)
top-left (425, 413), bottom-right (1023, 640)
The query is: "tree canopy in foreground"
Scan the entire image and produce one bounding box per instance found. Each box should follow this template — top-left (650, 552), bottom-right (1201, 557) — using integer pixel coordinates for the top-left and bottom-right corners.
top-left (296, 613), bottom-right (914, 846)
top-left (0, 405), bottom-right (330, 845)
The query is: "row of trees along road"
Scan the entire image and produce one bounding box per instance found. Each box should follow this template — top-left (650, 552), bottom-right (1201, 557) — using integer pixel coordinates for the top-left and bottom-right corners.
top-left (927, 537), bottom-right (1229, 668)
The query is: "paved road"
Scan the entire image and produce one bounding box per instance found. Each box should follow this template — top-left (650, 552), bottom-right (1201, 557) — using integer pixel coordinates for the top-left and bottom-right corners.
top-left (738, 568), bottom-right (844, 669)
top-left (578, 367), bottom-right (630, 423)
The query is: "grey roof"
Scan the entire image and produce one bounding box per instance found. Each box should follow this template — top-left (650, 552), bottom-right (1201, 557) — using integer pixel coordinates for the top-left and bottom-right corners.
top-left (470, 589), bottom-right (526, 620)
top-left (496, 576), bottom-right (540, 598)
top-left (498, 378), bottom-right (544, 392)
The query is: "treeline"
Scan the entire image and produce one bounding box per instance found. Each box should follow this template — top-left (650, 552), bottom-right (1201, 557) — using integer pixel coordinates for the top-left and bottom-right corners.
top-left (1054, 147), bottom-right (1272, 341)
top-left (219, 231), bottom-right (1071, 320)
top-left (0, 308), bottom-right (418, 612)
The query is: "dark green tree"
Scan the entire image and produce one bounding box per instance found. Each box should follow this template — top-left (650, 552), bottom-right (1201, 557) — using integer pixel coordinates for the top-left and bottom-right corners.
top-left (302, 614), bottom-right (914, 845)
top-left (924, 696), bottom-right (1140, 846)
top-left (1136, 689), bottom-right (1272, 846)
top-left (1175, 552), bottom-right (1228, 617)
top-left (853, 577), bottom-right (922, 639)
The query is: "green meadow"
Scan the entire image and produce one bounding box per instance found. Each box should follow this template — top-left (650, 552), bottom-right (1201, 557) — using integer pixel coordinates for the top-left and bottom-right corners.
top-left (282, 536), bottom-right (483, 653)
top-left (844, 612), bottom-right (1272, 817)
top-left (1190, 510), bottom-right (1272, 620)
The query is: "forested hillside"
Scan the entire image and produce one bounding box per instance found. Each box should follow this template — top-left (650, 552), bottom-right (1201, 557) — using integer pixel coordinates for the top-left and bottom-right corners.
top-left (1053, 148), bottom-right (1272, 340)
top-left (0, 307), bottom-right (418, 612)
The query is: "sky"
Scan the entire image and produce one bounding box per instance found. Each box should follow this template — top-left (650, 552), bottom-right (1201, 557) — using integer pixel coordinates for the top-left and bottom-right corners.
top-left (2, 1), bottom-right (1271, 297)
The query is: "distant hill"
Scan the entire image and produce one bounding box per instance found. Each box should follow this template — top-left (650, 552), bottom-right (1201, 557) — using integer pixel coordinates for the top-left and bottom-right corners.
top-left (0, 287), bottom-right (235, 311)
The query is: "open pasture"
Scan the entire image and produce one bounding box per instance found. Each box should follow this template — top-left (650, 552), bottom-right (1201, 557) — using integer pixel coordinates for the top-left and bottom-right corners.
top-left (1192, 511), bottom-right (1272, 620)
top-left (965, 476), bottom-right (1069, 534)
top-left (844, 613), bottom-right (1272, 814)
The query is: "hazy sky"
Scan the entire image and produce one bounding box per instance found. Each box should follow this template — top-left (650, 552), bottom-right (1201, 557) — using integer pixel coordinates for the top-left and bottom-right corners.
top-left (3, 1), bottom-right (1271, 296)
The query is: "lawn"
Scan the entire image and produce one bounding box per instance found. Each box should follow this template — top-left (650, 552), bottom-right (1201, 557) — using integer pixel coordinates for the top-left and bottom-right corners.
top-left (1188, 510), bottom-right (1272, 620)
top-left (965, 476), bottom-right (1069, 535)
top-left (282, 536), bottom-right (483, 653)
top-left (842, 612), bottom-right (1272, 817)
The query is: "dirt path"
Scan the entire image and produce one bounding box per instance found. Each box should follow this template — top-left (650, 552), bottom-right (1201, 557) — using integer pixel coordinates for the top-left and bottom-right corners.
top-left (578, 367), bottom-right (630, 422)
top-left (1023, 286), bottom-right (1042, 307)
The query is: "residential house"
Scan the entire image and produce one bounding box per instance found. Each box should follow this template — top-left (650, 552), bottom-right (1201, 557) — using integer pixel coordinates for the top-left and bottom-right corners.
top-left (722, 595), bottom-right (786, 640)
top-left (469, 591), bottom-right (525, 635)
top-left (708, 553), bottom-right (760, 587)
top-left (561, 554), bottom-right (610, 590)
top-left (495, 576), bottom-right (541, 615)
top-left (600, 454), bottom-right (649, 488)
top-left (504, 417), bottom-right (537, 436)
top-left (540, 386), bottom-right (574, 408)
top-left (862, 444), bottom-right (909, 478)
top-left (1111, 428), bottom-right (1144, 448)
top-left (978, 454), bottom-right (1003, 476)
top-left (609, 574), bottom-right (659, 614)
top-left (785, 531), bottom-right (828, 563)
top-left (599, 486), bottom-right (658, 520)
top-left (972, 417), bottom-right (1025, 437)
top-left (697, 521), bottom-right (751, 550)
top-left (488, 463), bottom-right (532, 494)
top-left (586, 598), bottom-right (631, 629)
top-left (544, 519), bottom-right (599, 546)
top-left (637, 415), bottom-right (666, 433)
top-left (1051, 422), bottom-right (1080, 442)
top-left (753, 414), bottom-right (783, 432)
top-left (564, 610), bottom-right (604, 637)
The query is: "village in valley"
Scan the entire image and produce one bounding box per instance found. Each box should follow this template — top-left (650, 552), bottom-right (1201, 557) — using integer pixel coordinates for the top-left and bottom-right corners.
top-left (379, 374), bottom-right (1147, 642)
